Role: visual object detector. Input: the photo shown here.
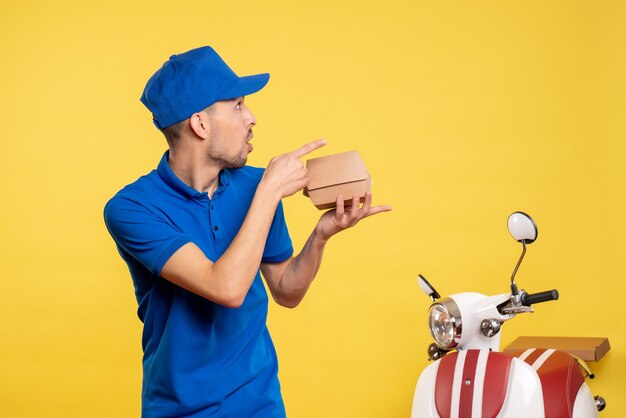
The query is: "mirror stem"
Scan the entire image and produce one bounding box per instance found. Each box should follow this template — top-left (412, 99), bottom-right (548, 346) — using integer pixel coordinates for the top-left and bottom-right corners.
top-left (510, 240), bottom-right (527, 296)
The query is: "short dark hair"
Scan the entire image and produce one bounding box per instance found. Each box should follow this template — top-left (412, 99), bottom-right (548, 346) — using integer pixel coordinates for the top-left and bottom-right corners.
top-left (159, 105), bottom-right (214, 146)
top-left (160, 119), bottom-right (186, 145)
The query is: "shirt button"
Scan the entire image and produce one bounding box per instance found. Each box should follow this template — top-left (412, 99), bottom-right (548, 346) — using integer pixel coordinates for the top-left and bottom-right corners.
top-left (210, 204), bottom-right (214, 210)
top-left (213, 225), bottom-right (219, 231)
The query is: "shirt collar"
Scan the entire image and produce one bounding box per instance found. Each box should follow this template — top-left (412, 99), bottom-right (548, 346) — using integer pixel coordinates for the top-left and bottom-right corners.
top-left (157, 151), bottom-right (230, 199)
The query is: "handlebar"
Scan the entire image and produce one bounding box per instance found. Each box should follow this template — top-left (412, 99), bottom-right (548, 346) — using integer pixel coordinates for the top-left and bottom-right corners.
top-left (521, 289), bottom-right (559, 306)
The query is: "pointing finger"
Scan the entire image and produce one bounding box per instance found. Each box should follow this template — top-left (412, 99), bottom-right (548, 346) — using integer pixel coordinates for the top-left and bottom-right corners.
top-left (290, 139), bottom-right (327, 159)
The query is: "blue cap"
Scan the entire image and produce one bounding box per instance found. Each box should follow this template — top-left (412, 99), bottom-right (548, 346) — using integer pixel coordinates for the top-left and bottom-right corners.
top-left (140, 46), bottom-right (270, 129)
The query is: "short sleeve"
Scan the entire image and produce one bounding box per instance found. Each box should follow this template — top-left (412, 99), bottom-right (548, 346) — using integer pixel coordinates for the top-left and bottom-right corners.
top-left (261, 200), bottom-right (293, 263)
top-left (104, 197), bottom-right (191, 275)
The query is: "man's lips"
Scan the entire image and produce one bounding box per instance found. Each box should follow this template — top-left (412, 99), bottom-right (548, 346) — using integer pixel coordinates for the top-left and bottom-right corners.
top-left (246, 130), bottom-right (254, 152)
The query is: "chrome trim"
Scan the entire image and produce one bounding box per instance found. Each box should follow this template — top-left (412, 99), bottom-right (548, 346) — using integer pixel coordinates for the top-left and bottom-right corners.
top-left (595, 396), bottom-right (606, 411)
top-left (480, 318), bottom-right (501, 337)
top-left (427, 342), bottom-right (449, 361)
top-left (429, 297), bottom-right (462, 349)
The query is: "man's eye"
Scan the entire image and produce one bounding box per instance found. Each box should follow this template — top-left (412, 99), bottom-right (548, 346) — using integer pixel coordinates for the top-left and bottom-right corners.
top-left (236, 103), bottom-right (242, 110)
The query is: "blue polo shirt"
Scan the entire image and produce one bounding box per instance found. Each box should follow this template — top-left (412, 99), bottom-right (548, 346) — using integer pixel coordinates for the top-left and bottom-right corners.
top-left (104, 151), bottom-right (293, 418)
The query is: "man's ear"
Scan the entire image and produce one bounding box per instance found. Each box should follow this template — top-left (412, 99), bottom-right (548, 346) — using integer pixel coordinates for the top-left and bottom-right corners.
top-left (189, 112), bottom-right (210, 139)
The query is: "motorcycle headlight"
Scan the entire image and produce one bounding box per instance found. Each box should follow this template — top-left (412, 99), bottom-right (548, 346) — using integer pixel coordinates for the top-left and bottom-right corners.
top-left (428, 298), bottom-right (462, 349)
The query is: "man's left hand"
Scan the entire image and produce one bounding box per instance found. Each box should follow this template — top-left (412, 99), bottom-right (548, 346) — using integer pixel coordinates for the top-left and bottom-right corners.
top-left (315, 192), bottom-right (392, 241)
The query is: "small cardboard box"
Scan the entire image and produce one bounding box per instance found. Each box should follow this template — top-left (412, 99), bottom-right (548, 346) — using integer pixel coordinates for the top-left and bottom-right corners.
top-left (503, 336), bottom-right (610, 362)
top-left (303, 150), bottom-right (372, 210)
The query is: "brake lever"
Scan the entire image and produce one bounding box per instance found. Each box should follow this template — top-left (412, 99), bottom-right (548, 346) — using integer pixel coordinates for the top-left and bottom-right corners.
top-left (501, 305), bottom-right (534, 314)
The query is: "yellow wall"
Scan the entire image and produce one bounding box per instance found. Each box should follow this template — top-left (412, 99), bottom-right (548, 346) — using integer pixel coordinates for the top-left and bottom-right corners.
top-left (1, 1), bottom-right (624, 416)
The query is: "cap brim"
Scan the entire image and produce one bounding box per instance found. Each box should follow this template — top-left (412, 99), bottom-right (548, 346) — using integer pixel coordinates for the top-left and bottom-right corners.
top-left (218, 73), bottom-right (270, 101)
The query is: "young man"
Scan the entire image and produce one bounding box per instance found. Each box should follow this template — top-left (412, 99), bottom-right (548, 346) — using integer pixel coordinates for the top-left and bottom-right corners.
top-left (104, 46), bottom-right (391, 417)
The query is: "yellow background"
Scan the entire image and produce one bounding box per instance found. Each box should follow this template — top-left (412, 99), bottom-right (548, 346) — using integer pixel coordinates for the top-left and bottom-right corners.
top-left (1, 0), bottom-right (624, 416)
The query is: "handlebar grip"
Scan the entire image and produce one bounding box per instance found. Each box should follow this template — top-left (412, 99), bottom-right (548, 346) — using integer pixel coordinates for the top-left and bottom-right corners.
top-left (522, 289), bottom-right (559, 306)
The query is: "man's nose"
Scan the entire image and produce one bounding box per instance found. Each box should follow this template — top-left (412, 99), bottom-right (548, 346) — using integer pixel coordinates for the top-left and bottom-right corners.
top-left (245, 108), bottom-right (257, 127)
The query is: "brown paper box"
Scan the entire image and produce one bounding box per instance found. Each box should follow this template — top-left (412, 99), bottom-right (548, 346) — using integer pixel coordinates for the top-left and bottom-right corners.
top-left (503, 336), bottom-right (610, 362)
top-left (304, 150), bottom-right (372, 210)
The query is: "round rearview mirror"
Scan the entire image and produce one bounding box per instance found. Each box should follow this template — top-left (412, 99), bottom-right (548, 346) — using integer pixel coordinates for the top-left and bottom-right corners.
top-left (507, 211), bottom-right (538, 244)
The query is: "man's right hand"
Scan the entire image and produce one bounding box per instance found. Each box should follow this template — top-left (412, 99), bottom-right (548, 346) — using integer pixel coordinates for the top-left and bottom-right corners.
top-left (258, 139), bottom-right (327, 200)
